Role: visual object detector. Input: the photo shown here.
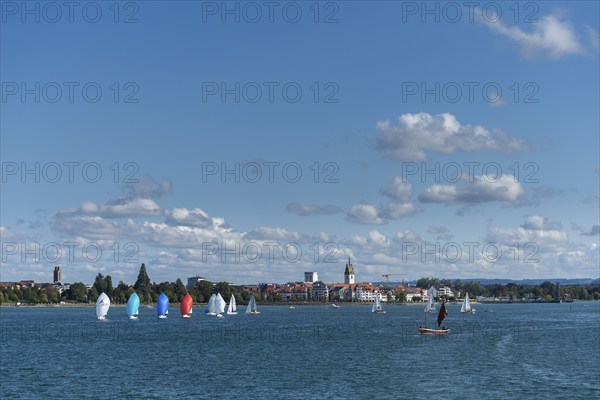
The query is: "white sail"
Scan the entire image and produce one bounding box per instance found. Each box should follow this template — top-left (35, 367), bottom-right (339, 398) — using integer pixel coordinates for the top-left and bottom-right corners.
top-left (461, 292), bottom-right (472, 313)
top-left (96, 292), bottom-right (110, 319)
top-left (246, 293), bottom-right (259, 314)
top-left (206, 294), bottom-right (217, 315)
top-left (227, 294), bottom-right (237, 314)
top-left (216, 293), bottom-right (226, 314)
top-left (372, 294), bottom-right (385, 313)
top-left (425, 287), bottom-right (437, 313)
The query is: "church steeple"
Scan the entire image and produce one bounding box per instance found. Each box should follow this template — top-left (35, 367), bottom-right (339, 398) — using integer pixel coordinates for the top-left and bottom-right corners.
top-left (344, 257), bottom-right (355, 284)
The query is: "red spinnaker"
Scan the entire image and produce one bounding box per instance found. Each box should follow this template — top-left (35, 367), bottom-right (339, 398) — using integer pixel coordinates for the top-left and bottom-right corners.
top-left (180, 293), bottom-right (193, 316)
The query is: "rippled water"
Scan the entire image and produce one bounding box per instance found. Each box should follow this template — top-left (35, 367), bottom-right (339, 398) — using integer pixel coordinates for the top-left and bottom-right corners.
top-left (1, 302), bottom-right (599, 399)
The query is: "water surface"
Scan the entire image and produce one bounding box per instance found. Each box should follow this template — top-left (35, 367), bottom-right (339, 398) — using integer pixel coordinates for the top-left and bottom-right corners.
top-left (1, 302), bottom-right (599, 399)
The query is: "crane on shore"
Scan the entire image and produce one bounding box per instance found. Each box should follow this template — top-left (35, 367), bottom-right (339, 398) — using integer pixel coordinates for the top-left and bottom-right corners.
top-left (382, 273), bottom-right (408, 287)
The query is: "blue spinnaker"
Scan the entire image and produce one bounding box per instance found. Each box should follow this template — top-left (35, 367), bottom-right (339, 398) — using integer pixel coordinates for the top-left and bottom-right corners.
top-left (126, 293), bottom-right (140, 317)
top-left (157, 293), bottom-right (169, 317)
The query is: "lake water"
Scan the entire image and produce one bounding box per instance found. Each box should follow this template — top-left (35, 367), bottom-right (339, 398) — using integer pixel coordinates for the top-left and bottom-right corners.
top-left (1, 302), bottom-right (599, 399)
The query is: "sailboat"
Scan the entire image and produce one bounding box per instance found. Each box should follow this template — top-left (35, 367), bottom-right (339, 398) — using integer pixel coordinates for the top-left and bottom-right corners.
top-left (206, 294), bottom-right (218, 316)
top-left (425, 287), bottom-right (437, 313)
top-left (372, 294), bottom-right (386, 314)
top-left (215, 293), bottom-right (226, 317)
top-left (96, 292), bottom-right (110, 320)
top-left (461, 292), bottom-right (475, 314)
top-left (126, 293), bottom-right (140, 319)
top-left (180, 293), bottom-right (193, 318)
top-left (157, 292), bottom-right (169, 318)
top-left (227, 294), bottom-right (238, 315)
top-left (419, 301), bottom-right (450, 335)
top-left (245, 293), bottom-right (260, 314)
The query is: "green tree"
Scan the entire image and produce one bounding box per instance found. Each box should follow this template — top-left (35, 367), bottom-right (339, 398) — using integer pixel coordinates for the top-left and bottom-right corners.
top-left (240, 291), bottom-right (251, 303)
top-left (93, 273), bottom-right (107, 295)
top-left (215, 282), bottom-right (232, 300)
top-left (197, 280), bottom-right (214, 301)
top-left (234, 292), bottom-right (243, 305)
top-left (193, 292), bottom-right (205, 303)
top-left (453, 279), bottom-right (463, 292)
top-left (416, 277), bottom-right (439, 289)
top-left (88, 286), bottom-right (99, 302)
top-left (115, 289), bottom-right (127, 304)
top-left (440, 279), bottom-right (452, 287)
top-left (45, 287), bottom-right (60, 303)
top-left (6, 289), bottom-right (18, 302)
top-left (22, 287), bottom-right (38, 303)
top-left (67, 282), bottom-right (88, 302)
top-left (105, 275), bottom-right (113, 297)
top-left (174, 279), bottom-right (187, 302)
top-left (134, 263), bottom-right (152, 295)
top-left (396, 292), bottom-right (407, 303)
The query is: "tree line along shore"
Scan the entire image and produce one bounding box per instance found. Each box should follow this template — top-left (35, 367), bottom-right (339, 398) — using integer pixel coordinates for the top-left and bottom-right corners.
top-left (2, 264), bottom-right (599, 305)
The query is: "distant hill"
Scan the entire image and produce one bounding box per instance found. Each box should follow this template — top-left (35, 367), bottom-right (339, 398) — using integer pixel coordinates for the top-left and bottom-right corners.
top-left (386, 278), bottom-right (600, 287)
top-left (462, 278), bottom-right (598, 286)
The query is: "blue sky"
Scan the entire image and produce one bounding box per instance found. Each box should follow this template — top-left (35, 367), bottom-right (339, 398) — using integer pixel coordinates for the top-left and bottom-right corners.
top-left (1, 1), bottom-right (599, 285)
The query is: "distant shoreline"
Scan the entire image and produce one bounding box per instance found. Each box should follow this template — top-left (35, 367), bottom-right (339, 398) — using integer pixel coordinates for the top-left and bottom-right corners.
top-left (1, 300), bottom-right (592, 308)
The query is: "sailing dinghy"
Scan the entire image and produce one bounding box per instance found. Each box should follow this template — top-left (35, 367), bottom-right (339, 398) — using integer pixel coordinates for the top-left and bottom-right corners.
top-left (206, 294), bottom-right (217, 316)
top-left (180, 293), bottom-right (193, 318)
top-left (245, 293), bottom-right (260, 314)
top-left (216, 293), bottom-right (226, 317)
top-left (419, 301), bottom-right (450, 335)
top-left (461, 292), bottom-right (475, 314)
top-left (372, 294), bottom-right (386, 314)
top-left (126, 293), bottom-right (140, 319)
top-left (227, 294), bottom-right (238, 315)
top-left (96, 292), bottom-right (110, 320)
top-left (157, 293), bottom-right (169, 318)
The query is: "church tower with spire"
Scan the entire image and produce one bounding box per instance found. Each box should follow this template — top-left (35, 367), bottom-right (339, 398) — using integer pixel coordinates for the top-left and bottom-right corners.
top-left (344, 257), bottom-right (355, 284)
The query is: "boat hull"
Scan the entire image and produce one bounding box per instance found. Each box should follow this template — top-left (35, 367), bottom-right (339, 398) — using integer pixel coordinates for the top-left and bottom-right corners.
top-left (419, 327), bottom-right (451, 335)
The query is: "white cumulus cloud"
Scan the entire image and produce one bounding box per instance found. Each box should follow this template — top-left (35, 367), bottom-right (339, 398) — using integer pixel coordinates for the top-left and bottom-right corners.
top-left (346, 204), bottom-right (384, 225)
top-left (419, 175), bottom-right (524, 204)
top-left (376, 112), bottom-right (527, 161)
